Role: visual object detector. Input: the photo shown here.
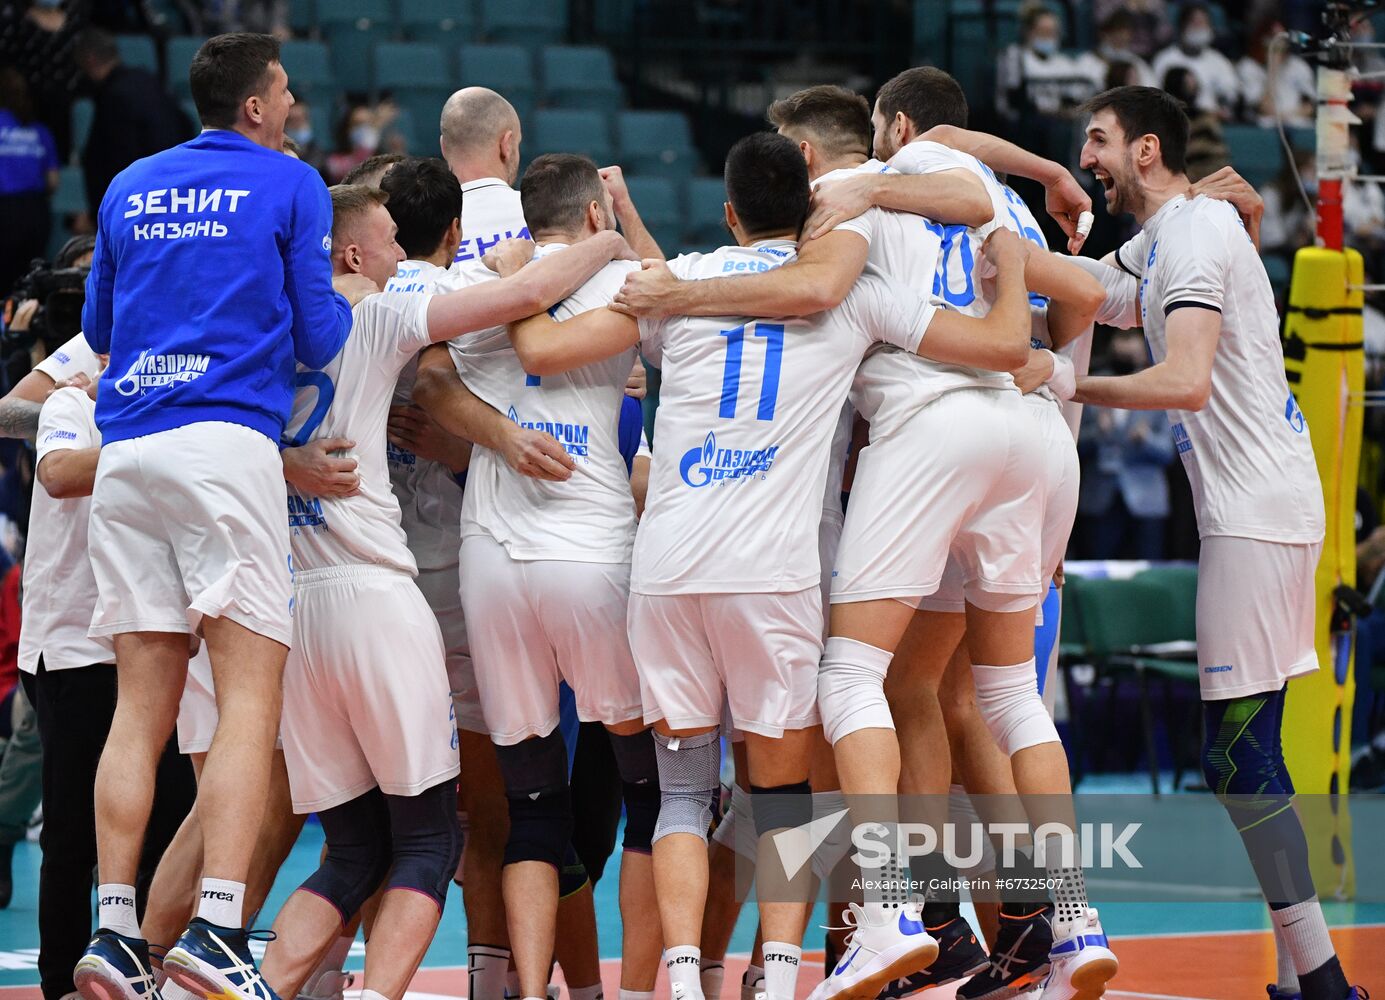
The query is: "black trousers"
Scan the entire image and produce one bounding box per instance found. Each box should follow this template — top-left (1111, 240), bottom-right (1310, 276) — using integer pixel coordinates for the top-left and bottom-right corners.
top-left (22, 659), bottom-right (195, 1000)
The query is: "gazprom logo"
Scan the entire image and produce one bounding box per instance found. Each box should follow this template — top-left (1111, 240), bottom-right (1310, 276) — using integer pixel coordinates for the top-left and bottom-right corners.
top-left (679, 430), bottom-right (779, 488)
top-left (507, 405), bottom-right (519, 423)
top-left (1285, 392), bottom-right (1306, 433)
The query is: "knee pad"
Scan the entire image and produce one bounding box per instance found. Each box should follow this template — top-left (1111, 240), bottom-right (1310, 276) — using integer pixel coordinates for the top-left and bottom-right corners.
top-left (750, 781), bottom-right (812, 837)
top-left (972, 660), bottom-right (1059, 755)
top-left (652, 728), bottom-right (721, 845)
top-left (495, 731), bottom-right (573, 870)
top-left (385, 778), bottom-right (464, 909)
top-left (1202, 692), bottom-right (1294, 806)
top-left (609, 729), bottom-right (661, 853)
top-left (306, 788), bottom-right (393, 921)
top-left (818, 636), bottom-right (895, 746)
top-left (710, 782), bottom-right (755, 861)
top-left (559, 842), bottom-right (590, 897)
top-left (810, 790), bottom-right (853, 882)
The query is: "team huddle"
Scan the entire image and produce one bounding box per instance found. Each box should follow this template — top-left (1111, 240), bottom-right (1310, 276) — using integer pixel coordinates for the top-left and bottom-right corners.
top-left (23, 26), bottom-right (1360, 1000)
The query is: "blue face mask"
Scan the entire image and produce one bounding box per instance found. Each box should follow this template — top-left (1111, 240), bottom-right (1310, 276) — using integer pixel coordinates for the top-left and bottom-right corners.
top-left (1031, 37), bottom-right (1058, 56)
top-left (287, 126), bottom-right (313, 146)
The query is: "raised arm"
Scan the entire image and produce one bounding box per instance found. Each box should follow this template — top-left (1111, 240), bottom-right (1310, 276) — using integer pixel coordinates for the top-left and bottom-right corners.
top-left (508, 306), bottom-right (641, 376)
top-left (601, 165), bottom-right (664, 261)
top-left (1073, 306), bottom-right (1219, 411)
top-left (803, 170), bottom-right (993, 241)
top-left (412, 344), bottom-right (576, 481)
top-left (426, 230), bottom-right (631, 342)
top-left (920, 124), bottom-right (1092, 252)
top-left (612, 230), bottom-right (869, 319)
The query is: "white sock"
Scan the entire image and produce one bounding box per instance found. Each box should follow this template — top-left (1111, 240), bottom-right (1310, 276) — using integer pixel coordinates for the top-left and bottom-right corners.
top-left (505, 970), bottom-right (520, 998)
top-left (569, 986), bottom-right (602, 1000)
top-left (360, 991), bottom-right (390, 1000)
top-left (97, 883), bottom-right (140, 938)
top-left (1039, 830), bottom-right (1089, 938)
top-left (699, 961), bottom-right (725, 1000)
top-left (196, 877), bottom-right (245, 928)
top-left (664, 946), bottom-right (703, 1000)
top-left (761, 943), bottom-right (801, 1000)
top-left (1272, 921), bottom-right (1301, 992)
top-left (469, 945), bottom-right (512, 1000)
top-left (619, 990), bottom-right (655, 1000)
top-left (1272, 898), bottom-right (1336, 976)
top-left (740, 964), bottom-right (764, 1000)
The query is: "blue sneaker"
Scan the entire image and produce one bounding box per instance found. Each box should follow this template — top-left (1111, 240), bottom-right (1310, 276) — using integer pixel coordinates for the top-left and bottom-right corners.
top-left (1267, 986), bottom-right (1302, 1000)
top-left (162, 919), bottom-right (278, 1000)
top-left (877, 916), bottom-right (988, 997)
top-left (73, 930), bottom-right (160, 1000)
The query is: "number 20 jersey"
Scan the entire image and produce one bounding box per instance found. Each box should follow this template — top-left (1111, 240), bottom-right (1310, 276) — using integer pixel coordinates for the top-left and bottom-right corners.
top-left (631, 240), bottom-right (933, 596)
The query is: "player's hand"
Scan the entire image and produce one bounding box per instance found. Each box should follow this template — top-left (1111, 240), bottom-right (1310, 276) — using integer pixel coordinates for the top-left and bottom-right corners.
top-left (485, 238), bottom-right (535, 277)
top-left (599, 164), bottom-right (633, 213)
top-left (981, 227), bottom-right (1028, 269)
top-left (1011, 348), bottom-right (1055, 394)
top-left (282, 437), bottom-right (360, 498)
top-left (51, 372), bottom-right (92, 396)
top-left (1045, 172), bottom-right (1093, 254)
top-left (388, 404), bottom-right (471, 473)
top-left (625, 360), bottom-right (647, 400)
top-left (612, 258), bottom-right (682, 317)
top-left (804, 175), bottom-right (879, 241)
top-left (334, 272), bottom-right (378, 306)
top-left (1191, 166), bottom-right (1264, 247)
top-left (500, 424), bottom-right (577, 482)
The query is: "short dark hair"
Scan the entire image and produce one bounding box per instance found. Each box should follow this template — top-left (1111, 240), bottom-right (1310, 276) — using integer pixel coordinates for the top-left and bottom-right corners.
top-left (875, 66), bottom-right (969, 134)
top-left (342, 152), bottom-right (406, 186)
top-left (766, 85), bottom-right (871, 159)
top-left (189, 33), bottom-right (280, 130)
top-left (73, 27), bottom-right (119, 66)
top-left (723, 131), bottom-right (810, 239)
top-left (1079, 85), bottom-right (1189, 174)
top-left (329, 184), bottom-right (389, 246)
top-left (380, 157), bottom-right (464, 259)
top-left (520, 153), bottom-right (605, 234)
top-left (1177, 1), bottom-right (1210, 32)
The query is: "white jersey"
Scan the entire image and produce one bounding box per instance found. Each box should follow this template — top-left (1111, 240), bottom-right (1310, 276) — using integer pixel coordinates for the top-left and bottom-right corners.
top-left (382, 258), bottom-right (466, 571)
top-left (450, 177), bottom-right (529, 269)
top-left (1112, 194), bottom-right (1325, 544)
top-left (284, 292), bottom-right (434, 573)
top-left (459, 242), bottom-right (640, 563)
top-left (823, 157), bottom-right (1014, 437)
top-left (20, 387), bottom-right (110, 673)
top-left (632, 240), bottom-right (933, 595)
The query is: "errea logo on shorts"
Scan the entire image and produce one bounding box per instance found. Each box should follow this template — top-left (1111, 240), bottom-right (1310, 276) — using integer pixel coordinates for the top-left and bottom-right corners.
top-left (113, 349), bottom-right (211, 396)
top-left (679, 431), bottom-right (779, 488)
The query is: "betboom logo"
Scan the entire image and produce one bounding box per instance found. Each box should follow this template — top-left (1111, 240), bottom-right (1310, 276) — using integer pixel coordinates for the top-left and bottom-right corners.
top-left (114, 349), bottom-right (211, 396)
top-left (679, 431), bottom-right (778, 488)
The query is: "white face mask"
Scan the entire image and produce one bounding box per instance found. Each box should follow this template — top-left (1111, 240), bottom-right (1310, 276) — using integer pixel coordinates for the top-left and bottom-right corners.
top-left (350, 124), bottom-right (379, 150)
top-left (1182, 26), bottom-right (1213, 51)
top-left (1031, 36), bottom-right (1058, 56)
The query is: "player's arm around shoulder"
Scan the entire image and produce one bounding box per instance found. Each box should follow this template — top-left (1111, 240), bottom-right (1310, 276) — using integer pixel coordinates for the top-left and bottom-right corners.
top-left (508, 305), bottom-right (641, 377)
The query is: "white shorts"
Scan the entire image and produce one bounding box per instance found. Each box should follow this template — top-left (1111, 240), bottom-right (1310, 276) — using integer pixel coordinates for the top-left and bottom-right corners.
top-left (459, 534), bottom-right (643, 746)
top-left (176, 646), bottom-right (217, 755)
top-left (280, 565), bottom-right (459, 813)
top-left (1196, 536), bottom-right (1321, 699)
top-left (819, 507), bottom-right (844, 631)
top-left (920, 396), bottom-right (1077, 615)
top-left (628, 588), bottom-right (822, 738)
top-left (88, 422), bottom-right (293, 646)
top-left (414, 559), bottom-right (483, 735)
top-left (832, 389), bottom-right (1044, 612)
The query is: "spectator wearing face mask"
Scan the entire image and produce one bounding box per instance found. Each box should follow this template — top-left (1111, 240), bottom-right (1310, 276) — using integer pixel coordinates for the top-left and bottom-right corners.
top-left (1239, 16), bottom-right (1315, 127)
top-left (1076, 11), bottom-right (1156, 93)
top-left (997, 3), bottom-right (1094, 123)
top-left (283, 97), bottom-right (324, 172)
top-left (324, 102), bottom-right (380, 183)
top-left (1152, 3), bottom-right (1240, 119)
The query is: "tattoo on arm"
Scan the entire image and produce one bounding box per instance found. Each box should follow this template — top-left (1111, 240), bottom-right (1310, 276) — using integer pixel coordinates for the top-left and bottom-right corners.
top-left (0, 398), bottom-right (43, 439)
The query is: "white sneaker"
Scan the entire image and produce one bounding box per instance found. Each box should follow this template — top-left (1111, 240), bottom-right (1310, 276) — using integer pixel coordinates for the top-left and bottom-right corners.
top-left (1038, 909), bottom-right (1117, 1000)
top-left (814, 903), bottom-right (939, 1000)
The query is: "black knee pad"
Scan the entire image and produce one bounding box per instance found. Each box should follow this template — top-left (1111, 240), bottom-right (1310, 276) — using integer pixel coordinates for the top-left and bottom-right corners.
top-left (750, 780), bottom-right (812, 837)
top-left (305, 787), bottom-right (393, 921)
top-left (385, 778), bottom-right (463, 909)
top-left (495, 731), bottom-right (573, 870)
top-left (608, 730), bottom-right (660, 853)
top-left (559, 841), bottom-right (590, 897)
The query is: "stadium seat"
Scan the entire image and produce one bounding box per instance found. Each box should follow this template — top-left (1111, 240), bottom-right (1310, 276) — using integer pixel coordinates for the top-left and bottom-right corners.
top-left (541, 45), bottom-right (622, 112)
top-left (458, 44), bottom-right (536, 122)
top-left (479, 0), bottom-right (567, 47)
top-left (52, 165), bottom-right (86, 215)
top-left (624, 176), bottom-right (682, 255)
top-left (318, 0), bottom-right (394, 90)
top-left (288, 0), bottom-right (316, 36)
top-left (115, 34), bottom-right (157, 73)
top-left (277, 39), bottom-right (336, 104)
top-left (166, 37), bottom-right (208, 97)
top-left (400, 0), bottom-right (477, 46)
top-left (70, 98), bottom-right (94, 158)
top-left (1223, 124), bottom-right (1285, 188)
top-left (616, 110), bottom-right (698, 177)
top-left (684, 177), bottom-right (729, 250)
top-left (527, 109), bottom-right (613, 165)
top-left (374, 41), bottom-right (453, 141)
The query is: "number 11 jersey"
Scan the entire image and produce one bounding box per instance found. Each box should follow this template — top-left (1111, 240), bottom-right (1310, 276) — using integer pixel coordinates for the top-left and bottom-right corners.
top-left (632, 240), bottom-right (935, 596)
